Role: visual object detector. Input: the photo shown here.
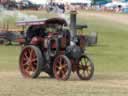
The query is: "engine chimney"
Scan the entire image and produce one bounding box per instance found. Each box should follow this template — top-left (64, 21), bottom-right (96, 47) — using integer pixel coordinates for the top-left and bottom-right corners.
top-left (70, 11), bottom-right (77, 39)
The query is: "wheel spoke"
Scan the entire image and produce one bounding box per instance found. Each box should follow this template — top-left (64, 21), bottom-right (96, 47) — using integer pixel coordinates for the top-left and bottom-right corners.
top-left (56, 70), bottom-right (61, 75)
top-left (80, 61), bottom-right (82, 66)
top-left (27, 48), bottom-right (31, 54)
top-left (23, 63), bottom-right (29, 68)
top-left (31, 58), bottom-right (37, 63)
top-left (62, 71), bottom-right (66, 79)
top-left (86, 60), bottom-right (90, 66)
top-left (24, 51), bottom-right (29, 60)
top-left (30, 49), bottom-right (34, 59)
top-left (62, 64), bottom-right (67, 69)
top-left (19, 46), bottom-right (43, 78)
top-left (85, 70), bottom-right (89, 77)
top-left (31, 65), bottom-right (36, 72)
top-left (87, 69), bottom-right (91, 75)
top-left (77, 56), bottom-right (94, 80)
top-left (56, 58), bottom-right (62, 66)
top-left (25, 65), bottom-right (31, 71)
top-left (83, 59), bottom-right (85, 65)
top-left (87, 66), bottom-right (92, 71)
top-left (83, 59), bottom-right (87, 65)
top-left (29, 65), bottom-right (33, 71)
top-left (61, 70), bottom-right (65, 75)
top-left (82, 70), bottom-right (86, 77)
top-left (53, 55), bottom-right (71, 80)
top-left (82, 69), bottom-right (90, 78)
top-left (23, 57), bottom-right (28, 61)
top-left (56, 61), bottom-right (60, 66)
top-left (79, 63), bottom-right (84, 69)
top-left (55, 65), bottom-right (59, 70)
top-left (59, 57), bottom-right (63, 66)
top-left (63, 60), bottom-right (66, 65)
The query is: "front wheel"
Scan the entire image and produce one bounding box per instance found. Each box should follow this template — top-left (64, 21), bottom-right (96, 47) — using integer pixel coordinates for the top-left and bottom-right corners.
top-left (77, 55), bottom-right (94, 80)
top-left (53, 55), bottom-right (71, 80)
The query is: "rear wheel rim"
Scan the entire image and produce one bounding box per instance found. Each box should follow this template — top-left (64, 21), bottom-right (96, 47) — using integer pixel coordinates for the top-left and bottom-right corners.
top-left (20, 47), bottom-right (38, 78)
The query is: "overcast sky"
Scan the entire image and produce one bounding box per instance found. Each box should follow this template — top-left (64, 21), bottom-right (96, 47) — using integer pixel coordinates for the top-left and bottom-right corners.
top-left (16, 0), bottom-right (92, 4)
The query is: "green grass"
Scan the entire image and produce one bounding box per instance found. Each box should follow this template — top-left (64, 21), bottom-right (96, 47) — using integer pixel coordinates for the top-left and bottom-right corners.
top-left (77, 12), bottom-right (128, 72)
top-left (0, 46), bottom-right (20, 71)
top-left (0, 11), bottom-right (128, 73)
top-left (0, 11), bottom-right (128, 96)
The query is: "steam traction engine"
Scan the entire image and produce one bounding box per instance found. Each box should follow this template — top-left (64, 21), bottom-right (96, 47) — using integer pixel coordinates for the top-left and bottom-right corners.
top-left (17, 11), bottom-right (94, 80)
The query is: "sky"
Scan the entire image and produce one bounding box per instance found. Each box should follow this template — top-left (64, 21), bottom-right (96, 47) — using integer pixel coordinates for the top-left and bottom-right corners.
top-left (15, 0), bottom-right (92, 4)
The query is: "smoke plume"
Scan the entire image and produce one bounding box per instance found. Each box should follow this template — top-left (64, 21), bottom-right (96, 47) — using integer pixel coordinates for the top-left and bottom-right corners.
top-left (0, 5), bottom-right (38, 26)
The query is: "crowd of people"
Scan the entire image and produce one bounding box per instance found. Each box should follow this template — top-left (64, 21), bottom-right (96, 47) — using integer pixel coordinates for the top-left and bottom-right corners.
top-left (45, 2), bottom-right (126, 14)
top-left (0, 0), bottom-right (126, 14)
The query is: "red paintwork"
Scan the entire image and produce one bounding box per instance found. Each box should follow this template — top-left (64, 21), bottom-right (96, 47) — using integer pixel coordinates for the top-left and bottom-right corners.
top-left (20, 47), bottom-right (37, 78)
top-left (60, 37), bottom-right (67, 49)
top-left (53, 55), bottom-right (69, 80)
top-left (79, 35), bottom-right (86, 48)
top-left (16, 38), bottom-right (25, 44)
top-left (0, 0), bottom-right (7, 4)
top-left (70, 59), bottom-right (77, 72)
top-left (30, 36), bottom-right (44, 45)
top-left (18, 12), bottom-right (94, 80)
top-left (51, 40), bottom-right (57, 49)
top-left (47, 32), bottom-right (58, 36)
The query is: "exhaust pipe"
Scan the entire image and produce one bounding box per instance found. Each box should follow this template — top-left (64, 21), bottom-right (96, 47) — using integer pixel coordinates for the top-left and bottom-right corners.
top-left (70, 11), bottom-right (98, 46)
top-left (70, 11), bottom-right (77, 39)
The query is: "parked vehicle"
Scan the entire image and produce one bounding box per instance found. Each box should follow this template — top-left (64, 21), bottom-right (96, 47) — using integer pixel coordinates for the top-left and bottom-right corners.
top-left (0, 31), bottom-right (24, 45)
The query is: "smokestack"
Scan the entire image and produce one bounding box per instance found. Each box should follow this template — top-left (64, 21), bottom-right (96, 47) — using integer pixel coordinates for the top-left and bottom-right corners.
top-left (70, 11), bottom-right (77, 39)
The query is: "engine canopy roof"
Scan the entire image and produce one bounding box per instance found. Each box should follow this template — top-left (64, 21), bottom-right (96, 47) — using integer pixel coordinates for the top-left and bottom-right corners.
top-left (16, 18), bottom-right (67, 26)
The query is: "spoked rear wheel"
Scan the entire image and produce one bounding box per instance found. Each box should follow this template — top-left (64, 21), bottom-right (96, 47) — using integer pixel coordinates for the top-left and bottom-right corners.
top-left (77, 55), bottom-right (94, 80)
top-left (19, 45), bottom-right (43, 78)
top-left (53, 55), bottom-right (71, 80)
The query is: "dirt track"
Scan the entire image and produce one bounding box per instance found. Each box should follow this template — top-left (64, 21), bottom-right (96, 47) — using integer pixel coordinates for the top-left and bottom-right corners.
top-left (0, 71), bottom-right (128, 96)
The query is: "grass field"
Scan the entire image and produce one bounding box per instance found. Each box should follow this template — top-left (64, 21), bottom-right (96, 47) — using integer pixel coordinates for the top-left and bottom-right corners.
top-left (0, 11), bottom-right (128, 96)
